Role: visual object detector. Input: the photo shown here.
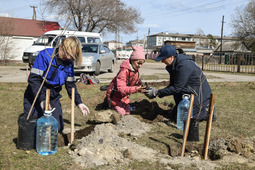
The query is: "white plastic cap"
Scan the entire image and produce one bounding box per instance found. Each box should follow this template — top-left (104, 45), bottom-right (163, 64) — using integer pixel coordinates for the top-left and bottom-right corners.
top-left (44, 108), bottom-right (55, 116)
top-left (182, 94), bottom-right (190, 99)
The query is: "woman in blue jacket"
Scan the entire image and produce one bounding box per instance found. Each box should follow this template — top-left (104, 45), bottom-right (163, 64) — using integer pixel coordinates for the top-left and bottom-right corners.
top-left (23, 36), bottom-right (90, 132)
top-left (145, 45), bottom-right (216, 123)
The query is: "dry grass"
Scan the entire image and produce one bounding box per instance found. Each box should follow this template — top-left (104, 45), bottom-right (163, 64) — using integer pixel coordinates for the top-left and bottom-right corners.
top-left (0, 81), bottom-right (254, 169)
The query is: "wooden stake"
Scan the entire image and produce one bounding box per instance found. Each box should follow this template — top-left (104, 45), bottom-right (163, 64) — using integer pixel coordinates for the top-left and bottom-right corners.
top-left (26, 64), bottom-right (29, 82)
top-left (45, 89), bottom-right (50, 111)
top-left (70, 87), bottom-right (75, 144)
top-left (181, 94), bottom-right (195, 157)
top-left (203, 93), bottom-right (215, 160)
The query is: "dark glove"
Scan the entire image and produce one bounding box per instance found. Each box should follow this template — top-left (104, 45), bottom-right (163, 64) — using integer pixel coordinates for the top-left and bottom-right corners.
top-left (145, 88), bottom-right (158, 99)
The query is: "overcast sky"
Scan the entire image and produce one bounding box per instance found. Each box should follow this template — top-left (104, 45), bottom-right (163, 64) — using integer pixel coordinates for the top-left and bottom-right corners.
top-left (0, 0), bottom-right (251, 43)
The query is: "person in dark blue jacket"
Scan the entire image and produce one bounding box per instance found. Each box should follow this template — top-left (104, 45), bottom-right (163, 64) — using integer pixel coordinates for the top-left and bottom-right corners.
top-left (145, 45), bottom-right (216, 123)
top-left (23, 36), bottom-right (90, 132)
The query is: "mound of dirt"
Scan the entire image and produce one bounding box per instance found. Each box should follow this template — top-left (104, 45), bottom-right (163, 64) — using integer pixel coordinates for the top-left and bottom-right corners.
top-left (66, 115), bottom-right (255, 169)
top-left (69, 116), bottom-right (156, 168)
top-left (62, 98), bottom-right (255, 169)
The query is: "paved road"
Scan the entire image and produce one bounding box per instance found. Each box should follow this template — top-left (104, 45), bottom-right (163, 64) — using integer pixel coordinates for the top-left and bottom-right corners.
top-left (0, 62), bottom-right (255, 83)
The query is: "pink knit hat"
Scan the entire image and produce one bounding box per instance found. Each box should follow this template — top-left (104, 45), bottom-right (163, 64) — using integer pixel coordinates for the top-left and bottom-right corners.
top-left (130, 45), bottom-right (145, 60)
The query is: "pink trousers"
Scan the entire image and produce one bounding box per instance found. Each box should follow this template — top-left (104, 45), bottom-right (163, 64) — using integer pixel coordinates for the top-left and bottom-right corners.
top-left (113, 101), bottom-right (130, 115)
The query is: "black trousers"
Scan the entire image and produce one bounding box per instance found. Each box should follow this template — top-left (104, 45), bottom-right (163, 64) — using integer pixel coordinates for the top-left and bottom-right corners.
top-left (24, 95), bottom-right (64, 132)
top-left (171, 98), bottom-right (215, 122)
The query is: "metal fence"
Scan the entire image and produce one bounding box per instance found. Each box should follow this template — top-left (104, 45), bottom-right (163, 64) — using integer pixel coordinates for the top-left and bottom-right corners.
top-left (193, 52), bottom-right (255, 74)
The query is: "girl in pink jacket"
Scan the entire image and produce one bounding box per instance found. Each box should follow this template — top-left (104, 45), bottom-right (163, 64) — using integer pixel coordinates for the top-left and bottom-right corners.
top-left (106, 45), bottom-right (146, 115)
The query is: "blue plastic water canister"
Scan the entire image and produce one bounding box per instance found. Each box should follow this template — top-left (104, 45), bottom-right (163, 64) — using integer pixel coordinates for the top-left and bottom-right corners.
top-left (36, 109), bottom-right (58, 155)
top-left (176, 94), bottom-right (190, 130)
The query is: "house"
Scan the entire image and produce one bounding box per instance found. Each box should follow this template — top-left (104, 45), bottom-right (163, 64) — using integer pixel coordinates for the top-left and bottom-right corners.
top-left (126, 39), bottom-right (145, 49)
top-left (214, 41), bottom-right (251, 53)
top-left (164, 40), bottom-right (197, 56)
top-left (147, 31), bottom-right (236, 56)
top-left (104, 40), bottom-right (123, 50)
top-left (211, 41), bottom-right (251, 65)
top-left (0, 16), bottom-right (60, 62)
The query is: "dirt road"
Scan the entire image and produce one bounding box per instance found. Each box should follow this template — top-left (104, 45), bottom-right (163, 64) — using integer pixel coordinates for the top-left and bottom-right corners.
top-left (0, 62), bottom-right (255, 83)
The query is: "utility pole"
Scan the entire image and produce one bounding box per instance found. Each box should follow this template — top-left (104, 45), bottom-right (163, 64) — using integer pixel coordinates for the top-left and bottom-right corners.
top-left (136, 32), bottom-right (139, 45)
top-left (220, 15), bottom-right (225, 64)
top-left (143, 35), bottom-right (146, 49)
top-left (30, 5), bottom-right (37, 20)
top-left (115, 3), bottom-right (120, 49)
top-left (147, 28), bottom-right (150, 59)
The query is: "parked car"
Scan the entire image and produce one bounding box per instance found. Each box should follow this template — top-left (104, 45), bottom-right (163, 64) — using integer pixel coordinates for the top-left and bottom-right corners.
top-left (116, 49), bottom-right (132, 60)
top-left (117, 54), bottom-right (130, 60)
top-left (22, 30), bottom-right (102, 68)
top-left (74, 43), bottom-right (116, 75)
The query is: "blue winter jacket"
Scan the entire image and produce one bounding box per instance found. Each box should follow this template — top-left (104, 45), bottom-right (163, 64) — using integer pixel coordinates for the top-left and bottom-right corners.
top-left (157, 54), bottom-right (212, 120)
top-left (26, 48), bottom-right (82, 106)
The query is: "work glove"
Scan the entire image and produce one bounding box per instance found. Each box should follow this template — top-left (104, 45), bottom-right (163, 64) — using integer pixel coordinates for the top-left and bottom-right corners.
top-left (145, 88), bottom-right (158, 99)
top-left (78, 103), bottom-right (90, 116)
top-left (40, 100), bottom-right (52, 111)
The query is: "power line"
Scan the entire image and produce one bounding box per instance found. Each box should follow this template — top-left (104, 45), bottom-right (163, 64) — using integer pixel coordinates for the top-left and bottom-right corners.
top-left (141, 0), bottom-right (249, 20)
top-left (141, 0), bottom-right (227, 17)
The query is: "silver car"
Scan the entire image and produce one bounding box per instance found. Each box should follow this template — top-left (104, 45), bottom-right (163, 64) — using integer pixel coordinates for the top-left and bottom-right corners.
top-left (74, 43), bottom-right (116, 75)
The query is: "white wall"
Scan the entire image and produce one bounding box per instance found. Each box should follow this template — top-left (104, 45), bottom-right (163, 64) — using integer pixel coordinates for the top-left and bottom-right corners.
top-left (0, 36), bottom-right (38, 61)
top-left (105, 42), bottom-right (123, 50)
top-left (12, 36), bottom-right (39, 61)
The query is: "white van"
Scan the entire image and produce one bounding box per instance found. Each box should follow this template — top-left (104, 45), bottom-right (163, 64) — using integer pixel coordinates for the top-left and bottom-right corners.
top-left (22, 30), bottom-right (102, 67)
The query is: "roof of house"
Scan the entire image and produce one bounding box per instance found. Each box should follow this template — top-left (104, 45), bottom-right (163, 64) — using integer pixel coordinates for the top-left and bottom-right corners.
top-left (104, 40), bottom-right (122, 44)
top-left (214, 41), bottom-right (251, 52)
top-left (0, 16), bottom-right (61, 37)
top-left (126, 39), bottom-right (144, 44)
top-left (149, 31), bottom-right (236, 41)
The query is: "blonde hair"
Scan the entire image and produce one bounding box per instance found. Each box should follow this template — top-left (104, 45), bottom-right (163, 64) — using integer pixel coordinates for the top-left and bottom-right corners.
top-left (60, 36), bottom-right (82, 66)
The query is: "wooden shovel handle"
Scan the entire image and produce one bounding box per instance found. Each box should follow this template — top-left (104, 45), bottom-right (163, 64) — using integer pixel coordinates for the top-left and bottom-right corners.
top-left (181, 94), bottom-right (195, 157)
top-left (70, 87), bottom-right (75, 144)
top-left (45, 89), bottom-right (50, 111)
top-left (203, 93), bottom-right (215, 160)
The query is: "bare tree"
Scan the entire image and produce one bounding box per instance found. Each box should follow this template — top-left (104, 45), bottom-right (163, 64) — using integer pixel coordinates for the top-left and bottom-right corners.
top-left (0, 18), bottom-right (15, 63)
top-left (231, 0), bottom-right (255, 51)
top-left (42, 0), bottom-right (143, 34)
top-left (196, 28), bottom-right (205, 47)
top-left (196, 28), bottom-right (204, 36)
top-left (38, 1), bottom-right (49, 20)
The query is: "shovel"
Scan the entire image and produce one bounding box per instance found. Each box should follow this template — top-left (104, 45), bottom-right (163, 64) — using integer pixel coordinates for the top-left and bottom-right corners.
top-left (70, 87), bottom-right (75, 144)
